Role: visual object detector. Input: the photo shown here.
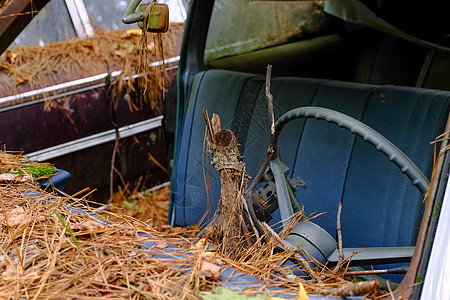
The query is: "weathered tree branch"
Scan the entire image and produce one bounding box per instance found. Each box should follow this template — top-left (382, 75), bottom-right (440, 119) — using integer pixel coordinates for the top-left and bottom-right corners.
top-left (337, 201), bottom-right (344, 263)
top-left (317, 280), bottom-right (379, 297)
top-left (204, 109), bottom-right (255, 258)
top-left (266, 64), bottom-right (275, 154)
top-left (261, 221), bottom-right (321, 283)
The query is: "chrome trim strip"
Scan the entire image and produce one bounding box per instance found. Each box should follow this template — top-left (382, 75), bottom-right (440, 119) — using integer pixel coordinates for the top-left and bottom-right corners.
top-left (0, 73), bottom-right (108, 106)
top-left (151, 56), bottom-right (180, 66)
top-left (27, 116), bottom-right (163, 162)
top-left (0, 83), bottom-right (106, 114)
top-left (73, 0), bottom-right (94, 37)
top-left (0, 57), bottom-right (180, 111)
top-left (117, 115), bottom-right (163, 139)
top-left (65, 0), bottom-right (87, 38)
top-left (140, 181), bottom-right (170, 193)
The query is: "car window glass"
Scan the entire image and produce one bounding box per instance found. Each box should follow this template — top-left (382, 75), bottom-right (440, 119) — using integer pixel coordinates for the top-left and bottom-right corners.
top-left (84, 0), bottom-right (135, 30)
top-left (85, 0), bottom-right (187, 30)
top-left (204, 0), bottom-right (329, 61)
top-left (10, 0), bottom-right (187, 47)
top-left (11, 0), bottom-right (76, 46)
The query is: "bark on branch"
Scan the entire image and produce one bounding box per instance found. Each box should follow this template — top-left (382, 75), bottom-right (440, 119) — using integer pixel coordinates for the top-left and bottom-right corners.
top-left (204, 108), bottom-right (253, 258)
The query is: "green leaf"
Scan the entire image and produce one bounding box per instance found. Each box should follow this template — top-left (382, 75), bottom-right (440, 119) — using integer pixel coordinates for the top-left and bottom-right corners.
top-left (55, 211), bottom-right (79, 248)
top-left (10, 163), bottom-right (54, 178)
top-left (122, 200), bottom-right (139, 211)
top-left (299, 23), bottom-right (309, 33)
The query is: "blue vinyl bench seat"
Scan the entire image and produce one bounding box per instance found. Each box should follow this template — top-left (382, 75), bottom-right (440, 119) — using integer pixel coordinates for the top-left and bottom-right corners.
top-left (170, 69), bottom-right (450, 254)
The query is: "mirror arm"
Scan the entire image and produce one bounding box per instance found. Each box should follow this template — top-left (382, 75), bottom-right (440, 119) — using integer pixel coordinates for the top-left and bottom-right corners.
top-left (122, 0), bottom-right (144, 24)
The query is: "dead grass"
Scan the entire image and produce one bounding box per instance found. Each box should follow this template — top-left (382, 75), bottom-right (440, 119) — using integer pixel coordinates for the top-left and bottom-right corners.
top-left (0, 23), bottom-right (184, 112)
top-left (0, 150), bottom-right (387, 299)
top-left (0, 150), bottom-right (54, 182)
top-left (108, 184), bottom-right (170, 227)
top-left (0, 184), bottom-right (200, 299)
top-left (0, 150), bottom-right (24, 169)
top-left (0, 181), bottom-right (301, 299)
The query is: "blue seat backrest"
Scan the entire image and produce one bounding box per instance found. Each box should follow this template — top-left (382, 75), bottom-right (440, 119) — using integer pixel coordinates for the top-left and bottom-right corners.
top-left (170, 69), bottom-right (450, 250)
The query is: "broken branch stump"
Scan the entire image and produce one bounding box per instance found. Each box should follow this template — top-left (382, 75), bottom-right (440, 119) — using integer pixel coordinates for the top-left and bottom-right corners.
top-left (210, 129), bottom-right (247, 256)
top-left (209, 127), bottom-right (249, 258)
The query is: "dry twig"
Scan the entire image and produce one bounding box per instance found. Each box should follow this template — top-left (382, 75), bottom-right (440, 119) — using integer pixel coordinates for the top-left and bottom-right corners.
top-left (261, 221), bottom-right (321, 283)
top-left (317, 280), bottom-right (379, 297)
top-left (266, 64), bottom-right (275, 153)
top-left (337, 201), bottom-right (344, 263)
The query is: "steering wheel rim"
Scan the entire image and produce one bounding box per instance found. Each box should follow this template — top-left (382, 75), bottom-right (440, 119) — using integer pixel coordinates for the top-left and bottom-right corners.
top-left (273, 106), bottom-right (430, 197)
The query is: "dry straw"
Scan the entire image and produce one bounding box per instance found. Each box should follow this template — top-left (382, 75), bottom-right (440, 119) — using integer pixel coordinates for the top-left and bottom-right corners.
top-left (0, 177), bottom-right (209, 299)
top-left (0, 149), bottom-right (386, 299)
top-left (0, 23), bottom-right (184, 112)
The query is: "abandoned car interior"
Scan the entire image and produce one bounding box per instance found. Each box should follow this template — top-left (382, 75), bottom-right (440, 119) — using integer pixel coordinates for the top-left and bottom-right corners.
top-left (0, 0), bottom-right (449, 299)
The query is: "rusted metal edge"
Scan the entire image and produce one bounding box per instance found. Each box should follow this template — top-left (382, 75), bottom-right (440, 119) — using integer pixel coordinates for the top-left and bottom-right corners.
top-left (397, 113), bottom-right (450, 299)
top-left (0, 0), bottom-right (50, 54)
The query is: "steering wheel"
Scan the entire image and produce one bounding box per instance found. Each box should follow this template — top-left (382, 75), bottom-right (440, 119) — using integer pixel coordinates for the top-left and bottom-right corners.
top-left (273, 106), bottom-right (429, 196)
top-left (251, 106), bottom-right (429, 268)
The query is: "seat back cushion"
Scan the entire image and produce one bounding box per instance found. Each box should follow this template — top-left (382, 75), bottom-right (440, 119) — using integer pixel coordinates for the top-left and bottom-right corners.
top-left (170, 69), bottom-right (450, 250)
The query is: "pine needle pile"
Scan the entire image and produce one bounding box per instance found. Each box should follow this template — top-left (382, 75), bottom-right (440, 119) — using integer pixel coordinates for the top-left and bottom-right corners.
top-left (108, 184), bottom-right (170, 227)
top-left (0, 23), bottom-right (184, 111)
top-left (0, 184), bottom-right (199, 299)
top-left (0, 149), bottom-right (389, 299)
top-left (0, 150), bottom-right (54, 182)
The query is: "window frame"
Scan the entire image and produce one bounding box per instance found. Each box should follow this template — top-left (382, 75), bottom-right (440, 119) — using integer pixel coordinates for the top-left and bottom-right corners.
top-left (11, 0), bottom-right (187, 46)
top-left (64, 0), bottom-right (94, 38)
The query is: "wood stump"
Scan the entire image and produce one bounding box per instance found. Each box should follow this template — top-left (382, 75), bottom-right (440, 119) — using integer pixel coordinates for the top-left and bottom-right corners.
top-left (209, 128), bottom-right (249, 258)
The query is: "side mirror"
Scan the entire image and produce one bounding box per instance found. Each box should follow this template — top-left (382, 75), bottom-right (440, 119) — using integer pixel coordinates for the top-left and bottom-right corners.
top-left (122, 0), bottom-right (169, 33)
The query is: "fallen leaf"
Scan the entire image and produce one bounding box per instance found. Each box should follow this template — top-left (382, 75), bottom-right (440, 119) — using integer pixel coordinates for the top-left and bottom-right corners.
top-left (147, 42), bottom-right (155, 50)
top-left (113, 50), bottom-right (127, 58)
top-left (155, 240), bottom-right (168, 249)
top-left (191, 238), bottom-right (207, 250)
top-left (169, 227), bottom-right (185, 234)
top-left (71, 219), bottom-right (105, 231)
top-left (201, 286), bottom-right (267, 299)
top-left (0, 173), bottom-right (32, 183)
top-left (125, 28), bottom-right (142, 36)
top-left (202, 251), bottom-right (215, 258)
top-left (82, 41), bottom-right (94, 49)
top-left (297, 282), bottom-right (310, 300)
top-left (15, 76), bottom-right (28, 85)
top-left (0, 207), bottom-right (31, 226)
top-left (199, 260), bottom-right (221, 281)
top-left (122, 40), bottom-right (135, 52)
top-left (5, 51), bottom-right (16, 63)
